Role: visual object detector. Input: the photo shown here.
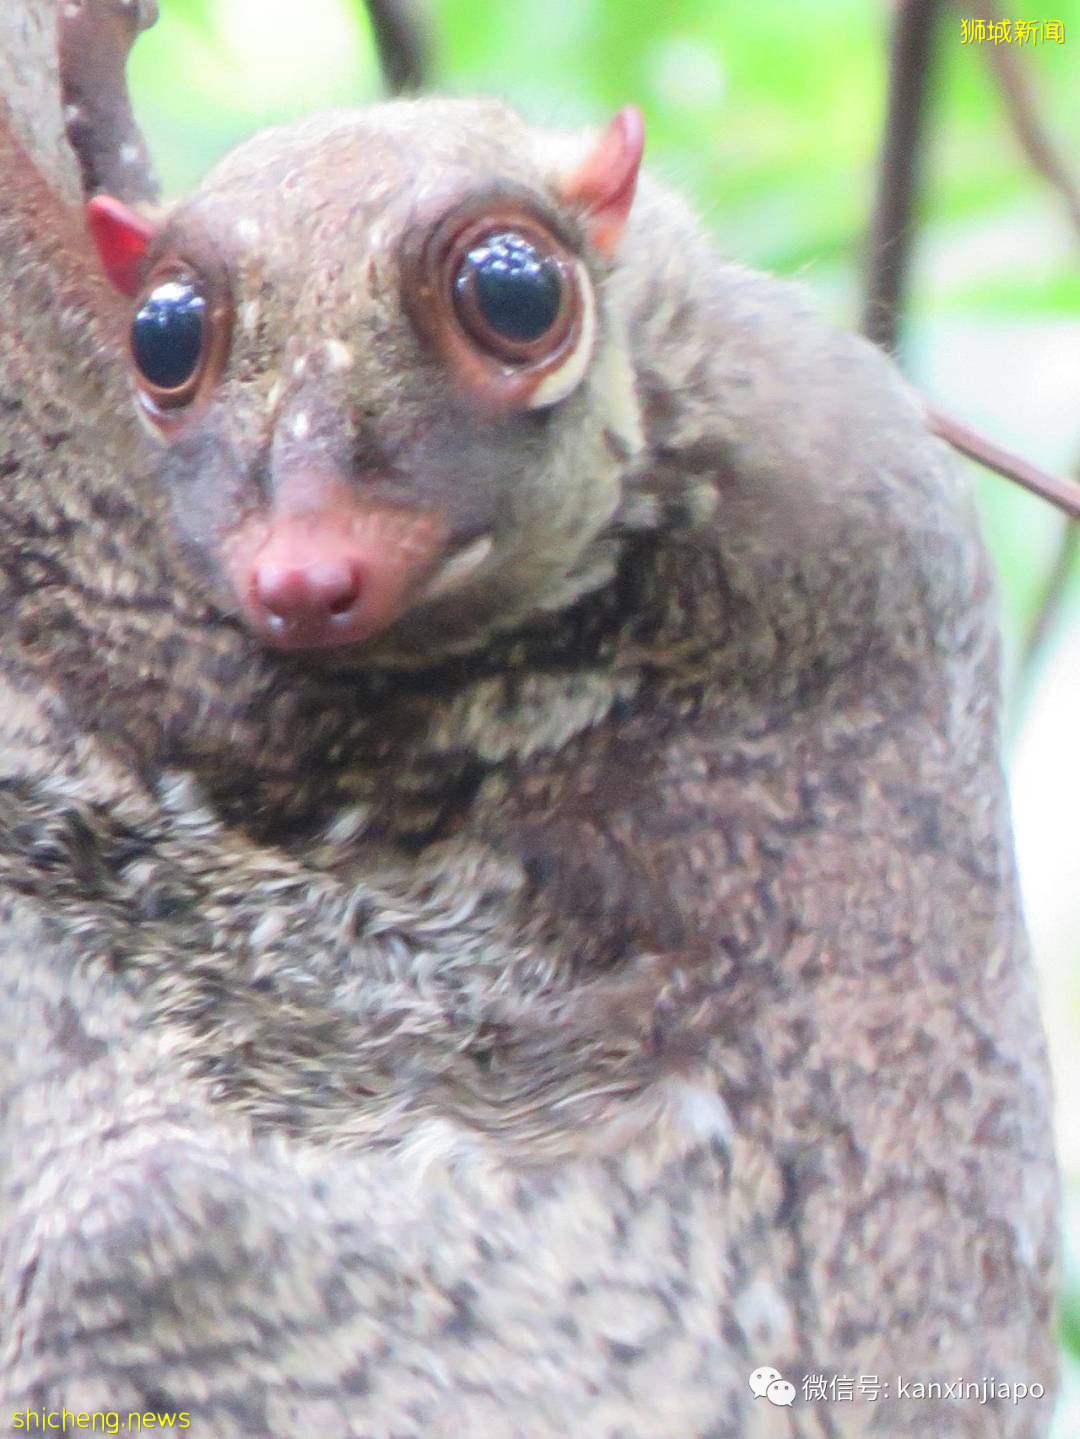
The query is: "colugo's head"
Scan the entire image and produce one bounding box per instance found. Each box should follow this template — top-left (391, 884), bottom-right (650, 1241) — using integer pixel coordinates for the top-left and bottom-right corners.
top-left (87, 99), bottom-right (646, 660)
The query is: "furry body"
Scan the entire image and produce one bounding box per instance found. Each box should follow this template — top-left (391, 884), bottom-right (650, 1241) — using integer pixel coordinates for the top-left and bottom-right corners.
top-left (0, 87), bottom-right (1059, 1438)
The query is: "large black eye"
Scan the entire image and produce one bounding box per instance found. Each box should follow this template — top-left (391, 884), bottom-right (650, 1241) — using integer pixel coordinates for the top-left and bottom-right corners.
top-left (131, 278), bottom-right (207, 396)
top-left (453, 230), bottom-right (567, 354)
top-left (401, 205), bottom-right (588, 410)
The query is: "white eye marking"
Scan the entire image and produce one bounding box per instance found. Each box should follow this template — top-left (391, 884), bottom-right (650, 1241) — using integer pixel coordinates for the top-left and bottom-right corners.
top-left (292, 354), bottom-right (308, 379)
top-left (527, 263), bottom-right (596, 410)
top-left (591, 322), bottom-right (645, 457)
top-left (235, 218), bottom-right (261, 246)
top-left (324, 339), bottom-right (354, 373)
top-left (416, 534), bottom-right (495, 603)
top-left (120, 143), bottom-right (140, 166)
top-left (134, 403), bottom-right (169, 445)
top-left (291, 412), bottom-right (311, 441)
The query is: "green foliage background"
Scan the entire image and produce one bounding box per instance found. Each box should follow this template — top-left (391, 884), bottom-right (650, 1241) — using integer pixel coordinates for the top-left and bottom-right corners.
top-left (128, 1), bottom-right (1080, 1427)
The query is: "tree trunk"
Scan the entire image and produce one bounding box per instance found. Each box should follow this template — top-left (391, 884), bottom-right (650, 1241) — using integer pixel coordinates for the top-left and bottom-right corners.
top-left (0, 0), bottom-right (81, 199)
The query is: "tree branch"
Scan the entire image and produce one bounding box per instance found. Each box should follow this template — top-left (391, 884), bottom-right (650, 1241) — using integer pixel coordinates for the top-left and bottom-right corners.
top-left (0, 0), bottom-right (82, 201)
top-left (59, 0), bottom-right (160, 205)
top-left (862, 0), bottom-right (944, 351)
top-left (926, 405), bottom-right (1080, 519)
top-left (364, 0), bottom-right (431, 95)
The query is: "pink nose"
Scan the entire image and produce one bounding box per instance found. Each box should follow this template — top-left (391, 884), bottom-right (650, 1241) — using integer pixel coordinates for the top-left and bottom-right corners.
top-left (228, 495), bottom-right (448, 653)
top-left (253, 559), bottom-right (364, 642)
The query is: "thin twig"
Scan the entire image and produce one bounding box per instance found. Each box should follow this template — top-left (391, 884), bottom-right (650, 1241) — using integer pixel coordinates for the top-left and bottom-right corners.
top-left (962, 0), bottom-right (1080, 237)
top-left (862, 0), bottom-right (944, 351)
top-left (926, 405), bottom-right (1080, 520)
top-left (364, 0), bottom-right (431, 95)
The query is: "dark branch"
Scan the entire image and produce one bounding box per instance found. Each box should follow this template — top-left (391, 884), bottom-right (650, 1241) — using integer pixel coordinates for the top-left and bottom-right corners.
top-left (926, 405), bottom-right (1080, 520)
top-left (862, 0), bottom-right (944, 351)
top-left (59, 0), bottom-right (159, 204)
top-left (364, 0), bottom-right (431, 95)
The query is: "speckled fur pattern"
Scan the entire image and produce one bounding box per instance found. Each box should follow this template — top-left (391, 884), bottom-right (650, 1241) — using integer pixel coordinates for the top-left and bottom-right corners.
top-left (0, 57), bottom-right (1059, 1439)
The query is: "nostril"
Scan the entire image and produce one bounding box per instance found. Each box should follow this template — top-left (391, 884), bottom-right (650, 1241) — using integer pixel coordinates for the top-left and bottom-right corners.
top-left (328, 589), bottom-right (359, 617)
top-left (255, 560), bottom-right (363, 626)
top-left (306, 560), bottom-right (363, 620)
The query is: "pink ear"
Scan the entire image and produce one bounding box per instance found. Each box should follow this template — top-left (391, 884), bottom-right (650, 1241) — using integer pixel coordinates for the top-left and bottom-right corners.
top-left (86, 194), bottom-right (155, 296)
top-left (561, 106), bottom-right (645, 259)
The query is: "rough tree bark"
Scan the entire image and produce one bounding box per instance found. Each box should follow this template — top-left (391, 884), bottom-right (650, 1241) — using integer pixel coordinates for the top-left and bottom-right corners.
top-left (0, 0), bottom-right (82, 199)
top-left (59, 0), bottom-right (160, 203)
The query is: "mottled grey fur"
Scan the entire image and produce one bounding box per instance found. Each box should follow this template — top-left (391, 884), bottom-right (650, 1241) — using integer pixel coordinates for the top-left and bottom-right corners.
top-left (0, 13), bottom-right (1059, 1437)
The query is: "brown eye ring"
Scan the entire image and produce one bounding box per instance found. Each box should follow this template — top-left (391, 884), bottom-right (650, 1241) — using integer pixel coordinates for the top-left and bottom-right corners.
top-left (401, 199), bottom-right (591, 412)
top-left (129, 259), bottom-right (231, 432)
